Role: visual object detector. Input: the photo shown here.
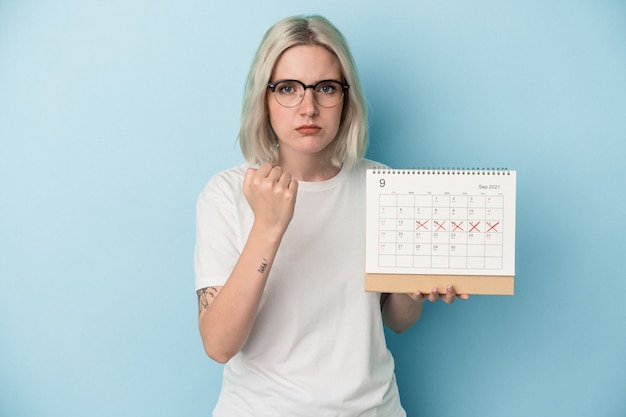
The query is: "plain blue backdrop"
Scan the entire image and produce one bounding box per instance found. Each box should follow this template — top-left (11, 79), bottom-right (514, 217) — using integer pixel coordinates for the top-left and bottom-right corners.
top-left (1, 1), bottom-right (625, 416)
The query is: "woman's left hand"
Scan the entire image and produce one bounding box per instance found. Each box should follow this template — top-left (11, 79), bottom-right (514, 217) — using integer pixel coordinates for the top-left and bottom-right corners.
top-left (408, 286), bottom-right (470, 304)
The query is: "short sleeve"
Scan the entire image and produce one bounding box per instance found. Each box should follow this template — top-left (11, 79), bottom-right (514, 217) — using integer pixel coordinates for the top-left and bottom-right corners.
top-left (194, 170), bottom-right (246, 291)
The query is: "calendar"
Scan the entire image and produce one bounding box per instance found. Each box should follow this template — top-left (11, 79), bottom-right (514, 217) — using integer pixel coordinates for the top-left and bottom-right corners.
top-left (365, 168), bottom-right (516, 295)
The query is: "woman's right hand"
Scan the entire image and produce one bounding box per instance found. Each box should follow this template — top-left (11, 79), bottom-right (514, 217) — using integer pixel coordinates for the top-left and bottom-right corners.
top-left (243, 162), bottom-right (298, 238)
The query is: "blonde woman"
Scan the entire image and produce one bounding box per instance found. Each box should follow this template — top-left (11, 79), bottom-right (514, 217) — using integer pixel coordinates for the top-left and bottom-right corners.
top-left (194, 15), bottom-right (466, 416)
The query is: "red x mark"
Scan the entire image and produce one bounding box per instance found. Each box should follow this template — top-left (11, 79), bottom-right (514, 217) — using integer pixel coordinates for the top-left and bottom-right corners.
top-left (452, 221), bottom-right (464, 232)
top-left (435, 221), bottom-right (446, 231)
top-left (487, 222), bottom-right (500, 232)
top-left (469, 221), bottom-right (481, 232)
top-left (416, 220), bottom-right (429, 230)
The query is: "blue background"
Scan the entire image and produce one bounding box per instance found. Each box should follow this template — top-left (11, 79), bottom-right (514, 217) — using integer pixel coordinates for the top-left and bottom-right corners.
top-left (1, 1), bottom-right (625, 416)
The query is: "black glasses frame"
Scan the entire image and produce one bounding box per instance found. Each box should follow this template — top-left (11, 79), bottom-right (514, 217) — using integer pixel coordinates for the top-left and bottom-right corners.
top-left (267, 79), bottom-right (350, 108)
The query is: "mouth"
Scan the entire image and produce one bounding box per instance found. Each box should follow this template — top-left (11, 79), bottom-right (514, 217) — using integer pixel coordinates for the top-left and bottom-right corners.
top-left (296, 125), bottom-right (322, 135)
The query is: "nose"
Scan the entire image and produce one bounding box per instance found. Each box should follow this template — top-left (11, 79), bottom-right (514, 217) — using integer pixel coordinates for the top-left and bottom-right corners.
top-left (299, 87), bottom-right (319, 115)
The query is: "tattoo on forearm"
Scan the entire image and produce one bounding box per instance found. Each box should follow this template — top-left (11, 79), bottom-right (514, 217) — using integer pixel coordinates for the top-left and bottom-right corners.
top-left (196, 287), bottom-right (218, 315)
top-left (257, 257), bottom-right (269, 273)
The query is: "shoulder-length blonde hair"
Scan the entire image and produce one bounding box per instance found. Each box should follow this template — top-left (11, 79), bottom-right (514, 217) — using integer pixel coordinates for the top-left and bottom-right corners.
top-left (238, 15), bottom-right (368, 168)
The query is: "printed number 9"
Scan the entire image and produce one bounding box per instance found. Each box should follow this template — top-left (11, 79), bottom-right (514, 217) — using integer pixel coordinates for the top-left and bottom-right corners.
top-left (379, 179), bottom-right (386, 187)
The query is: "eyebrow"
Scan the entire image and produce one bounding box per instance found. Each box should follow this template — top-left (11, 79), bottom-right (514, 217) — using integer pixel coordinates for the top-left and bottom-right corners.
top-left (270, 74), bottom-right (344, 83)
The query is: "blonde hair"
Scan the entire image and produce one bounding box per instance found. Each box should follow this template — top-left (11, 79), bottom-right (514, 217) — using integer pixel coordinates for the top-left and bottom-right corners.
top-left (238, 15), bottom-right (368, 168)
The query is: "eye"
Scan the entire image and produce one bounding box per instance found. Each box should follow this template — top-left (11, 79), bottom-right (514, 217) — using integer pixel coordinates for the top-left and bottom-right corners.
top-left (276, 81), bottom-right (299, 95)
top-left (316, 82), bottom-right (339, 95)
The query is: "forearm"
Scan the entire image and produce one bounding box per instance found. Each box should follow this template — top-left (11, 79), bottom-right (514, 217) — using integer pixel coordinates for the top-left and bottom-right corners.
top-left (381, 293), bottom-right (423, 334)
top-left (198, 225), bottom-right (281, 363)
top-left (197, 164), bottom-right (298, 363)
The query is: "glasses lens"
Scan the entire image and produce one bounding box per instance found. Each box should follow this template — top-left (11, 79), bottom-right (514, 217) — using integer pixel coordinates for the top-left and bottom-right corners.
top-left (273, 81), bottom-right (304, 108)
top-left (314, 81), bottom-right (344, 108)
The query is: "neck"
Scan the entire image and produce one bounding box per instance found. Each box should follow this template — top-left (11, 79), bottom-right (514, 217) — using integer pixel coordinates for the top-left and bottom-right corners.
top-left (277, 151), bottom-right (341, 182)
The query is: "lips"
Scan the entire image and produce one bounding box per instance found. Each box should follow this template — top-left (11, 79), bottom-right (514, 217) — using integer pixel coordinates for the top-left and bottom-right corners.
top-left (296, 125), bottom-right (321, 135)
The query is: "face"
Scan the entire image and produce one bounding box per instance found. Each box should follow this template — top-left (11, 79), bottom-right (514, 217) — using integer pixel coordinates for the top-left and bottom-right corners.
top-left (267, 45), bottom-right (344, 165)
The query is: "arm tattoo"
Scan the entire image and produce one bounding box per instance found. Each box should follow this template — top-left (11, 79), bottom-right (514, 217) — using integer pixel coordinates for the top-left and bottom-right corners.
top-left (196, 287), bottom-right (219, 315)
top-left (257, 257), bottom-right (269, 273)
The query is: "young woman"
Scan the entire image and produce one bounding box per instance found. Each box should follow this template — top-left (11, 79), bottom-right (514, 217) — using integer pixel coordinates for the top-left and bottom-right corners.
top-left (194, 15), bottom-right (467, 416)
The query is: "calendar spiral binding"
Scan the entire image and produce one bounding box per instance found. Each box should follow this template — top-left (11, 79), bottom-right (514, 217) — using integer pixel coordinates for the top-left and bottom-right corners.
top-left (370, 167), bottom-right (511, 176)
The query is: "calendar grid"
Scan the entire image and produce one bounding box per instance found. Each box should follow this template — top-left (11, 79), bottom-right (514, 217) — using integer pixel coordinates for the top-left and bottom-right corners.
top-left (377, 193), bottom-right (505, 270)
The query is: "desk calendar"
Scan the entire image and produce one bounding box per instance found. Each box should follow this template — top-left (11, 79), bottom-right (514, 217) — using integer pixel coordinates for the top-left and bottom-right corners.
top-left (365, 168), bottom-right (517, 295)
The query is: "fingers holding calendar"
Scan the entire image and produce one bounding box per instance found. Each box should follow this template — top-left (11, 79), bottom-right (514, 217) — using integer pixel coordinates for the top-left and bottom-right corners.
top-left (409, 285), bottom-right (470, 304)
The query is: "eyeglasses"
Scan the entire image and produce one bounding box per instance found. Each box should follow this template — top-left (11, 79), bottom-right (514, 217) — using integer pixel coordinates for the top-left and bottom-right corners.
top-left (267, 79), bottom-right (349, 108)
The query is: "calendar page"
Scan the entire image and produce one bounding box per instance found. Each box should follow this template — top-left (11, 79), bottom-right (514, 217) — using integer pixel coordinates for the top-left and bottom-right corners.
top-left (365, 168), bottom-right (516, 295)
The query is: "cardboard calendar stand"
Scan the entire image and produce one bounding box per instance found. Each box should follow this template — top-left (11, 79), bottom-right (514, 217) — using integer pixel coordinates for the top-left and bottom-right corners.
top-left (364, 273), bottom-right (514, 295)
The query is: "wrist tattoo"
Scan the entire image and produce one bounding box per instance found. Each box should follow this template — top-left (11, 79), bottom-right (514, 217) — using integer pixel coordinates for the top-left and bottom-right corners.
top-left (257, 257), bottom-right (269, 273)
top-left (196, 286), bottom-right (218, 315)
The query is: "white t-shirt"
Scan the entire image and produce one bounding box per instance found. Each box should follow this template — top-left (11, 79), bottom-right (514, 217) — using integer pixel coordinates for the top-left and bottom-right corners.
top-left (194, 159), bottom-right (406, 417)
